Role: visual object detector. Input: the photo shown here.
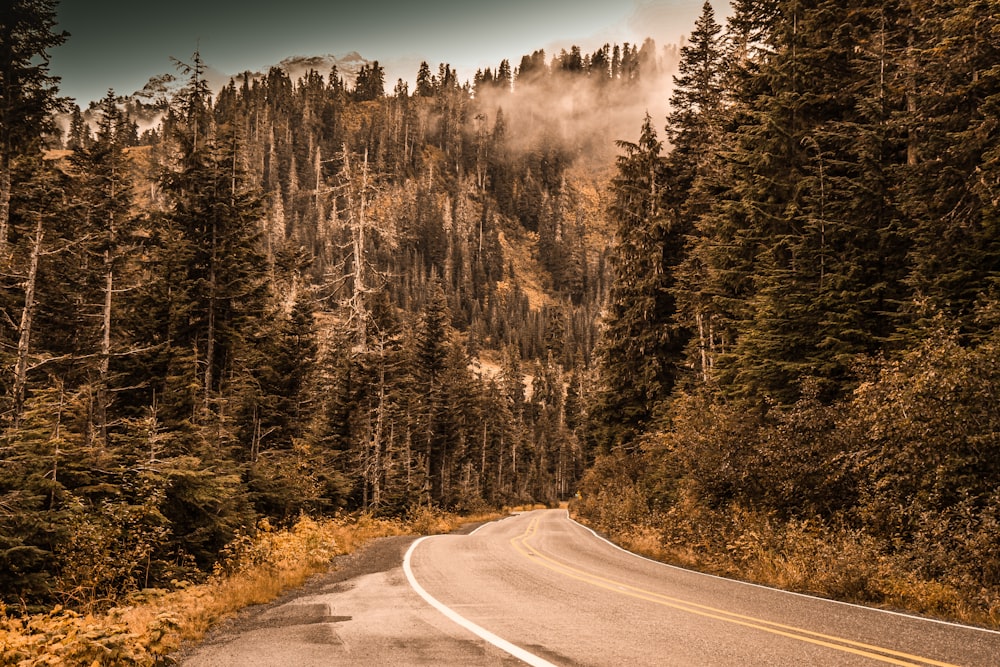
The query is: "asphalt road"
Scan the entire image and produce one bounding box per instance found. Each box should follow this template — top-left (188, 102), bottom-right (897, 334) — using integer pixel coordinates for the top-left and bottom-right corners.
top-left (181, 509), bottom-right (1000, 666)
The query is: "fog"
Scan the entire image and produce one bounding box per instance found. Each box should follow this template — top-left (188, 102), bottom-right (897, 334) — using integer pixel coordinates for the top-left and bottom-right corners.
top-left (471, 39), bottom-right (681, 171)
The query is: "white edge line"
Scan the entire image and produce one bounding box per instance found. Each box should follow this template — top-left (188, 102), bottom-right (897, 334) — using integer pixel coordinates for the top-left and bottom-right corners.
top-left (403, 536), bottom-right (558, 667)
top-left (564, 510), bottom-right (1000, 636)
top-left (468, 520), bottom-right (492, 536)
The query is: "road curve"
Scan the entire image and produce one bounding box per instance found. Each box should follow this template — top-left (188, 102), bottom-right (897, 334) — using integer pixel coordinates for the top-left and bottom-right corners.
top-left (183, 509), bottom-right (1000, 666)
top-left (408, 509), bottom-right (1000, 666)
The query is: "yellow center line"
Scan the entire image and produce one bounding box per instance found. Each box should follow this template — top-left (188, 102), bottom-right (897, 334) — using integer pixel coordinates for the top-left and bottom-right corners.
top-left (510, 516), bottom-right (958, 667)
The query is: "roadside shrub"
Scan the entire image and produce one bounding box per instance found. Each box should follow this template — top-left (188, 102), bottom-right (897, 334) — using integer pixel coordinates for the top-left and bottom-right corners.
top-left (573, 324), bottom-right (1000, 627)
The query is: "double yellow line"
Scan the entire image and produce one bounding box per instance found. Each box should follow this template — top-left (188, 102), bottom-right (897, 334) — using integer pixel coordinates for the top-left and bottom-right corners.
top-left (510, 516), bottom-right (959, 667)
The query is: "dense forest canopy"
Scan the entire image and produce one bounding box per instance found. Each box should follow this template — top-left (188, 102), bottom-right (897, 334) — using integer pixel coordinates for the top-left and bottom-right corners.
top-left (2, 0), bottom-right (999, 625)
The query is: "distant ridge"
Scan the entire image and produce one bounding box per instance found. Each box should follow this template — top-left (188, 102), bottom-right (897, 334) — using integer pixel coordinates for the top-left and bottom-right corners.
top-left (273, 51), bottom-right (370, 82)
top-left (58, 52), bottom-right (377, 135)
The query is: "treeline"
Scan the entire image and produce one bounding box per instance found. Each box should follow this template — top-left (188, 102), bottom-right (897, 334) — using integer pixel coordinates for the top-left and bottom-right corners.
top-left (473, 40), bottom-right (656, 90)
top-left (0, 0), bottom-right (669, 611)
top-left (580, 0), bottom-right (1000, 620)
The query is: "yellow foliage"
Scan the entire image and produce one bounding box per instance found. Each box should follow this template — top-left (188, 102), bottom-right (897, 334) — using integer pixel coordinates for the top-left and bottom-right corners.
top-left (1, 509), bottom-right (501, 666)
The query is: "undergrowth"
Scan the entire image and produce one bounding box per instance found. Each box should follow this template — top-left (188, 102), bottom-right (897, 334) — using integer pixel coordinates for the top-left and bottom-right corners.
top-left (0, 507), bottom-right (500, 666)
top-left (571, 489), bottom-right (1000, 630)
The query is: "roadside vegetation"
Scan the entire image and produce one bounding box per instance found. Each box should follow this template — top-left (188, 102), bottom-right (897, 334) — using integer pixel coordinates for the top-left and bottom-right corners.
top-left (0, 508), bottom-right (500, 666)
top-left (576, 324), bottom-right (1000, 629)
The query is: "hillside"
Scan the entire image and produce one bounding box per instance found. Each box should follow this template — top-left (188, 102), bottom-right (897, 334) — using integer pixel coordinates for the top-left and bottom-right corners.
top-left (2, 34), bottom-right (666, 613)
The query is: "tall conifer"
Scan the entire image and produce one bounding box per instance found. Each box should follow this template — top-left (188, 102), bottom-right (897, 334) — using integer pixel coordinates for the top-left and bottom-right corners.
top-left (591, 116), bottom-right (686, 451)
top-left (0, 0), bottom-right (67, 249)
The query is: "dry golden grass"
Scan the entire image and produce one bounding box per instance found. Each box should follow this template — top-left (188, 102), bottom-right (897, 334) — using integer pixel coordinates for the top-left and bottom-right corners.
top-left (510, 503), bottom-right (549, 512)
top-left (495, 227), bottom-right (554, 311)
top-left (615, 526), bottom-right (669, 562)
top-left (571, 505), bottom-right (1000, 630)
top-left (0, 509), bottom-right (503, 666)
top-left (42, 149), bottom-right (73, 161)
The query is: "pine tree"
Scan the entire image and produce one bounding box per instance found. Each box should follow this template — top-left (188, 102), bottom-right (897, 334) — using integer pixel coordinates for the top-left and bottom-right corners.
top-left (899, 0), bottom-right (1000, 338)
top-left (66, 105), bottom-right (91, 151)
top-left (354, 62), bottom-right (386, 102)
top-left (239, 293), bottom-right (318, 462)
top-left (159, 54), bottom-right (268, 423)
top-left (666, 2), bottom-right (723, 184)
top-left (700, 0), bottom-right (906, 404)
top-left (591, 116), bottom-right (687, 451)
top-left (69, 90), bottom-right (138, 444)
top-left (722, 0), bottom-right (852, 402)
top-left (1, 155), bottom-right (76, 428)
top-left (495, 59), bottom-right (513, 92)
top-left (411, 279), bottom-right (451, 503)
top-left (416, 61), bottom-right (435, 97)
top-left (515, 50), bottom-right (547, 86)
top-left (0, 383), bottom-right (66, 604)
top-left (497, 344), bottom-right (529, 499)
top-left (590, 44), bottom-right (611, 82)
top-left (0, 0), bottom-right (67, 249)
top-left (665, 1), bottom-right (725, 383)
top-left (438, 341), bottom-right (481, 507)
top-left (676, 0), bottom-right (783, 401)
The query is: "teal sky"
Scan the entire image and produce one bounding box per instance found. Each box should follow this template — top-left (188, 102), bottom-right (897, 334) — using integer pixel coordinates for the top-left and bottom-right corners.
top-left (50, 0), bottom-right (725, 105)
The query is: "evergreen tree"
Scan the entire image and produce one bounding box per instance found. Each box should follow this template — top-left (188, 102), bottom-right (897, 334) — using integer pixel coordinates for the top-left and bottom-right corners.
top-left (157, 55), bottom-right (268, 424)
top-left (0, 0), bottom-right (67, 248)
top-left (497, 344), bottom-right (528, 499)
top-left (416, 61), bottom-right (435, 97)
top-left (1, 154), bottom-right (73, 428)
top-left (354, 62), bottom-right (386, 101)
top-left (239, 292), bottom-right (318, 462)
top-left (0, 383), bottom-right (69, 605)
top-left (495, 59), bottom-right (513, 92)
top-left (515, 50), bottom-right (547, 86)
top-left (591, 116), bottom-right (687, 451)
top-left (412, 279), bottom-right (452, 503)
top-left (665, 1), bottom-right (725, 383)
top-left (899, 0), bottom-right (1000, 338)
top-left (667, 0), bottom-right (907, 405)
top-left (438, 341), bottom-right (481, 506)
top-left (669, 0), bottom-right (780, 392)
top-left (66, 105), bottom-right (91, 151)
top-left (68, 90), bottom-right (138, 443)
top-left (666, 2), bottom-right (723, 183)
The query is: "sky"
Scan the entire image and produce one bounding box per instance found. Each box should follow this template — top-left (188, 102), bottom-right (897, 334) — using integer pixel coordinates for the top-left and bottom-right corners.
top-left (49, 0), bottom-right (726, 106)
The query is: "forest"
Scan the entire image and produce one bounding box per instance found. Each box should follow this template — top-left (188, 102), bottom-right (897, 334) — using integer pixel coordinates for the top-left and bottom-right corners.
top-left (581, 0), bottom-right (1000, 624)
top-left (1, 0), bottom-right (670, 612)
top-left (2, 0), bottom-right (999, 629)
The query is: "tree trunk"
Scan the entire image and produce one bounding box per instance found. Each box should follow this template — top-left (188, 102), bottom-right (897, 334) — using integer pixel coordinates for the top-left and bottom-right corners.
top-left (0, 161), bottom-right (10, 252)
top-left (97, 249), bottom-right (113, 444)
top-left (348, 148), bottom-right (370, 351)
top-left (697, 311), bottom-right (708, 382)
top-left (205, 215), bottom-right (217, 413)
top-left (497, 433), bottom-right (504, 498)
top-left (97, 160), bottom-right (118, 446)
top-left (904, 6), bottom-right (919, 167)
top-left (371, 341), bottom-right (387, 508)
top-left (13, 213), bottom-right (44, 428)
